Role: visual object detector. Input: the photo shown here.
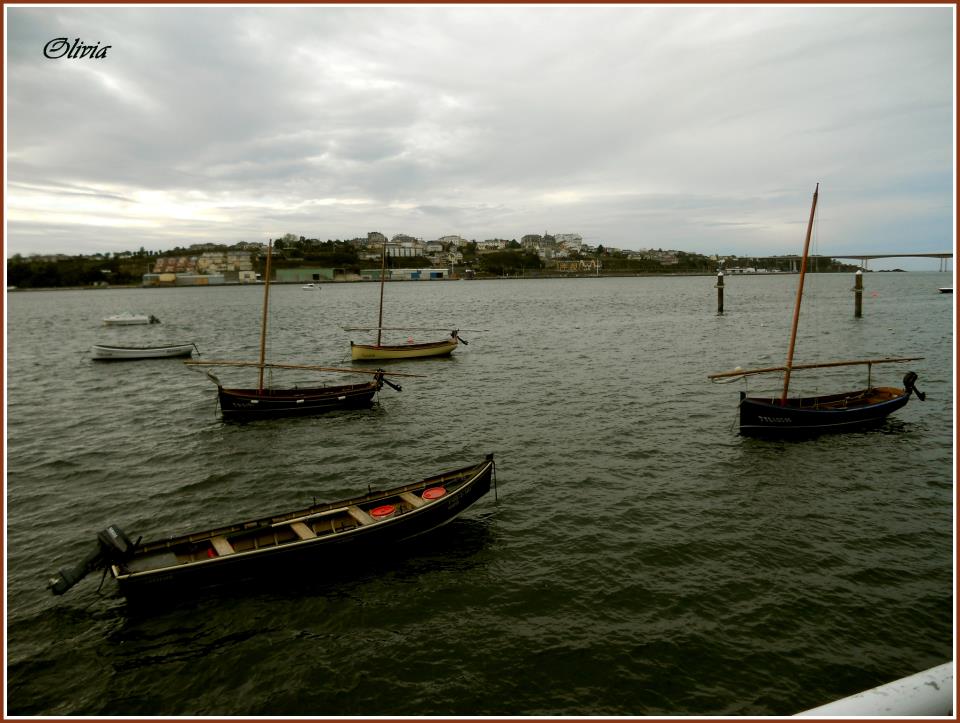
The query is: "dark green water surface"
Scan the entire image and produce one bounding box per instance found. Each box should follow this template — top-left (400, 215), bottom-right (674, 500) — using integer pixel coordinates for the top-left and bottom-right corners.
top-left (5, 272), bottom-right (953, 715)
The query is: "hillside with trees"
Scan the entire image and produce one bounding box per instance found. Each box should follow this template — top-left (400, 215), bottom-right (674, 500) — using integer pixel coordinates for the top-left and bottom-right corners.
top-left (6, 236), bottom-right (858, 289)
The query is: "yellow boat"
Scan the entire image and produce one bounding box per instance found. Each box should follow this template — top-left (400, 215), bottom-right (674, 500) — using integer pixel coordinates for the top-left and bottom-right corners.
top-left (349, 241), bottom-right (477, 360)
top-left (350, 333), bottom-right (460, 361)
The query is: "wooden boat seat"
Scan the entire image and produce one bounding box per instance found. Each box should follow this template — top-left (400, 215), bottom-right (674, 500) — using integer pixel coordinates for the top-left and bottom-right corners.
top-left (210, 536), bottom-right (235, 556)
top-left (274, 506), bottom-right (349, 529)
top-left (126, 551), bottom-right (178, 572)
top-left (290, 521), bottom-right (316, 540)
top-left (400, 491), bottom-right (425, 508)
top-left (347, 506), bottom-right (375, 526)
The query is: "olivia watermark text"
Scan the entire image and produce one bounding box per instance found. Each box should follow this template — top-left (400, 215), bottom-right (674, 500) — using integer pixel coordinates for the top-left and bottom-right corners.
top-left (44, 38), bottom-right (112, 59)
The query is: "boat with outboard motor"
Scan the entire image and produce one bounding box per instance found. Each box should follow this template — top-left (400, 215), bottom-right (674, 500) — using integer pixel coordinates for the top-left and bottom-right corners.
top-left (716, 365), bottom-right (926, 434)
top-left (347, 242), bottom-right (476, 360)
top-left (349, 330), bottom-right (462, 360)
top-left (708, 184), bottom-right (925, 435)
top-left (185, 240), bottom-right (410, 419)
top-left (48, 455), bottom-right (496, 598)
top-left (188, 361), bottom-right (406, 419)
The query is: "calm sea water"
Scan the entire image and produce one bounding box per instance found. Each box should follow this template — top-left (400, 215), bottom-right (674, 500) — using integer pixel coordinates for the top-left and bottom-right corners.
top-left (5, 272), bottom-right (954, 716)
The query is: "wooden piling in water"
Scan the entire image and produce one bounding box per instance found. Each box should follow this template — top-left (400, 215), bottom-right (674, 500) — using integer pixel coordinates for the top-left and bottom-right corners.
top-left (854, 269), bottom-right (863, 318)
top-left (716, 271), bottom-right (724, 314)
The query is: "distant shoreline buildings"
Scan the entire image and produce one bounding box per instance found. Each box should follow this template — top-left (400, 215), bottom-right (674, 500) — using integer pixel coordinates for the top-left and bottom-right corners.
top-left (138, 230), bottom-right (691, 283)
top-left (9, 230), bottom-right (869, 289)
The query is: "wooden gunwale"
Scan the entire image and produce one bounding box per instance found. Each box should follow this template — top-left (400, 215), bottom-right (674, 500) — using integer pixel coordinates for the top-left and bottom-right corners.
top-left (344, 327), bottom-right (488, 332)
top-left (351, 338), bottom-right (457, 352)
top-left (742, 385), bottom-right (904, 409)
top-left (219, 380), bottom-right (379, 399)
top-left (121, 459), bottom-right (491, 559)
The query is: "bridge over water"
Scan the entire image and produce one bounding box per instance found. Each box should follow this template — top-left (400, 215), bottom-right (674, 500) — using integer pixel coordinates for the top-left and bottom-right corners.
top-left (828, 253), bottom-right (952, 271)
top-left (733, 252), bottom-right (952, 272)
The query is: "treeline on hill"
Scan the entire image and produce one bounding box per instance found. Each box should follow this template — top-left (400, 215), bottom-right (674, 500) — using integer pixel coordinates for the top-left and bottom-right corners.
top-left (6, 239), bottom-right (858, 289)
top-left (6, 253), bottom-right (149, 288)
top-left (273, 238), bottom-right (361, 268)
top-left (271, 240), bottom-right (545, 276)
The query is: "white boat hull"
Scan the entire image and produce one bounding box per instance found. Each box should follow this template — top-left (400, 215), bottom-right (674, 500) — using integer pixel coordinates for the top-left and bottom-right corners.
top-left (92, 344), bottom-right (195, 360)
top-left (102, 313), bottom-right (159, 326)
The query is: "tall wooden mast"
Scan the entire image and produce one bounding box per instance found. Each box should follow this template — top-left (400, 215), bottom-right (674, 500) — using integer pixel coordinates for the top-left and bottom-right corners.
top-left (376, 241), bottom-right (387, 347)
top-left (780, 183), bottom-right (819, 403)
top-left (258, 239), bottom-right (273, 392)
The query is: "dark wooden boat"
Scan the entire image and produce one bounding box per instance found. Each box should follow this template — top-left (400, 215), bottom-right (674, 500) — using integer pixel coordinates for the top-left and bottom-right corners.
top-left (708, 184), bottom-right (925, 436)
top-left (185, 240), bottom-right (407, 420)
top-left (49, 455), bottom-right (496, 598)
top-left (189, 362), bottom-right (401, 420)
top-left (735, 369), bottom-right (923, 435)
top-left (216, 376), bottom-right (383, 418)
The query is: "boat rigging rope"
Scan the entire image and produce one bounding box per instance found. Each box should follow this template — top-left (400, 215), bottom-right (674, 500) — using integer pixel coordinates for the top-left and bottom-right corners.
top-left (710, 374), bottom-right (748, 384)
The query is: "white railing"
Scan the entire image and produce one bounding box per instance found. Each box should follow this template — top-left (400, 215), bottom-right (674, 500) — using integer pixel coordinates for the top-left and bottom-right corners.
top-left (796, 662), bottom-right (953, 717)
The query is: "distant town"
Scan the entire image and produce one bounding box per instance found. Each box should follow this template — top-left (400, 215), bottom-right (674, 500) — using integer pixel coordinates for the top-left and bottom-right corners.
top-left (6, 231), bottom-right (861, 289)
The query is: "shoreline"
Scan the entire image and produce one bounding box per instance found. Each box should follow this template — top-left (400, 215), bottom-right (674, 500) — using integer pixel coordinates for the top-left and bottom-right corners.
top-left (6, 268), bottom-right (916, 293)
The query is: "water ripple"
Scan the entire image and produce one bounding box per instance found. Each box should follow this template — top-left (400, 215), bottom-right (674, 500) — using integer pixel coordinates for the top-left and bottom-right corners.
top-left (6, 275), bottom-right (953, 716)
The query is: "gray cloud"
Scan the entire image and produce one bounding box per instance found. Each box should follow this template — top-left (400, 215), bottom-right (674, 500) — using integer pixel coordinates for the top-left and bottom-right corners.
top-left (5, 5), bottom-right (954, 269)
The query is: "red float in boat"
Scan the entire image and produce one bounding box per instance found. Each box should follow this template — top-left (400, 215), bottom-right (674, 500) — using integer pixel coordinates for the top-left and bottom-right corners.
top-left (370, 504), bottom-right (396, 520)
top-left (422, 487), bottom-right (446, 500)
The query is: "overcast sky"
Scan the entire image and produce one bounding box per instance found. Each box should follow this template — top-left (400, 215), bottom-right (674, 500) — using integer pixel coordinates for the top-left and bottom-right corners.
top-left (5, 5), bottom-right (955, 269)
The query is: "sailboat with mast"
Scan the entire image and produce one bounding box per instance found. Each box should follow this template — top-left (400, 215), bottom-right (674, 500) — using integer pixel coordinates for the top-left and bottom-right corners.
top-left (347, 242), bottom-right (474, 360)
top-left (708, 184), bottom-right (926, 435)
top-left (187, 241), bottom-right (407, 420)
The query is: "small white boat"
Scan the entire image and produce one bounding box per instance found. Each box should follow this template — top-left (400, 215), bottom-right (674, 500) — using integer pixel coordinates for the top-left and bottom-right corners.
top-left (302, 283), bottom-right (320, 290)
top-left (102, 313), bottom-right (160, 326)
top-left (92, 343), bottom-right (197, 361)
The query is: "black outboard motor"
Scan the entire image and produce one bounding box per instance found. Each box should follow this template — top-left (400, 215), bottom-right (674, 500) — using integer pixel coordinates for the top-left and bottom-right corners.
top-left (49, 525), bottom-right (136, 596)
top-left (375, 370), bottom-right (402, 393)
top-left (903, 371), bottom-right (926, 401)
